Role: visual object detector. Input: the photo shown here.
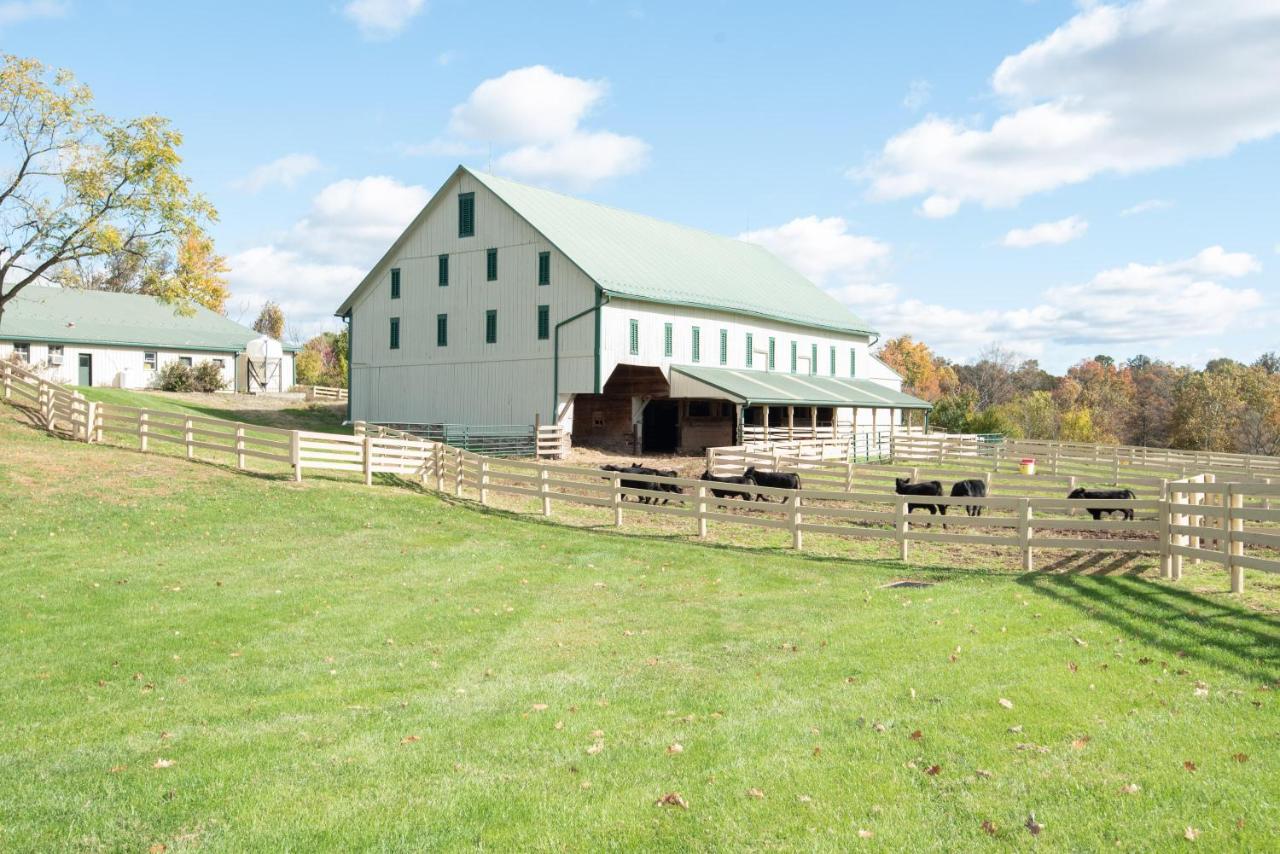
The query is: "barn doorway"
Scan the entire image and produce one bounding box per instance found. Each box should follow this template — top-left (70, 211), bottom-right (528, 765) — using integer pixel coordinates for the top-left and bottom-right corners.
top-left (642, 400), bottom-right (678, 453)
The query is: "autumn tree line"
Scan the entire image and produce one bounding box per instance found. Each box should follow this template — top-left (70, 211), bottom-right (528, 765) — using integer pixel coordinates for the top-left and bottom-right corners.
top-left (876, 337), bottom-right (1280, 456)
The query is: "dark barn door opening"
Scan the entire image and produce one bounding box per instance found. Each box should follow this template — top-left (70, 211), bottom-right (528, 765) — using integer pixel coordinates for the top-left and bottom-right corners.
top-left (642, 400), bottom-right (678, 453)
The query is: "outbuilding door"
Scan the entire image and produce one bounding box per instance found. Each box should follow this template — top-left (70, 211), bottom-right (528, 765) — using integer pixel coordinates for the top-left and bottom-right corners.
top-left (77, 353), bottom-right (92, 386)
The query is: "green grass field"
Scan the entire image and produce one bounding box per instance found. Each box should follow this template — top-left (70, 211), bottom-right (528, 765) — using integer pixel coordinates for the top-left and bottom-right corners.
top-left (2, 406), bottom-right (1278, 851)
top-left (74, 386), bottom-right (348, 433)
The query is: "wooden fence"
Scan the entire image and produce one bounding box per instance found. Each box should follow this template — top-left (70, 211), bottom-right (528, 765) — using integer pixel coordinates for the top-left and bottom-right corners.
top-left (303, 385), bottom-right (349, 402)
top-left (4, 360), bottom-right (1277, 591)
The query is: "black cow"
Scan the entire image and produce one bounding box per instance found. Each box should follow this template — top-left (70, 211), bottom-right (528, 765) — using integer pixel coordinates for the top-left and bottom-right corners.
top-left (948, 478), bottom-right (988, 517)
top-left (700, 470), bottom-right (757, 501)
top-left (1067, 487), bottom-right (1137, 520)
top-left (601, 463), bottom-right (683, 505)
top-left (744, 466), bottom-right (800, 502)
top-left (895, 476), bottom-right (944, 515)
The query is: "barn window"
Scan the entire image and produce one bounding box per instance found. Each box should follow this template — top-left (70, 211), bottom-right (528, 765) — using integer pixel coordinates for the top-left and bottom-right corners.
top-left (390, 267), bottom-right (401, 299)
top-left (810, 343), bottom-right (817, 376)
top-left (438, 255), bottom-right (449, 286)
top-left (719, 329), bottom-right (727, 365)
top-left (629, 319), bottom-right (639, 355)
top-left (850, 348), bottom-right (857, 376)
top-left (537, 251), bottom-right (551, 286)
top-left (143, 351), bottom-right (157, 370)
top-left (768, 337), bottom-right (775, 370)
top-left (790, 341), bottom-right (797, 373)
top-left (537, 305), bottom-right (550, 340)
top-left (13, 342), bottom-right (29, 362)
top-left (830, 345), bottom-right (836, 376)
top-left (746, 333), bottom-right (753, 367)
top-left (687, 400), bottom-right (712, 417)
top-left (212, 358), bottom-right (225, 369)
top-left (485, 310), bottom-right (497, 344)
top-left (389, 317), bottom-right (400, 350)
top-left (458, 192), bottom-right (475, 237)
top-left (437, 313), bottom-right (448, 347)
top-left (486, 248), bottom-right (498, 281)
top-left (663, 322), bottom-right (673, 357)
top-left (692, 327), bottom-right (701, 362)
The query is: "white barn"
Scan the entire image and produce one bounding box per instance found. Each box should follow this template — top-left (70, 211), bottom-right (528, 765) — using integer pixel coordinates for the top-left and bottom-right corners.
top-left (0, 286), bottom-right (296, 392)
top-left (337, 166), bottom-right (929, 454)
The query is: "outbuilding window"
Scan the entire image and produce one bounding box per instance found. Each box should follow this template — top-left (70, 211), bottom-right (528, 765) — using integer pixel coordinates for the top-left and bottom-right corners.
top-left (179, 356), bottom-right (193, 367)
top-left (438, 255), bottom-right (449, 287)
top-left (437, 313), bottom-right (448, 347)
top-left (487, 248), bottom-right (498, 281)
top-left (389, 317), bottom-right (400, 350)
top-left (537, 305), bottom-right (550, 341)
top-left (485, 310), bottom-right (497, 344)
top-left (143, 351), bottom-right (157, 370)
top-left (692, 327), bottom-right (701, 362)
top-left (537, 251), bottom-right (550, 286)
top-left (458, 192), bottom-right (475, 237)
top-left (48, 345), bottom-right (64, 365)
top-left (13, 342), bottom-right (29, 362)
top-left (629, 319), bottom-right (639, 355)
top-left (390, 267), bottom-right (401, 299)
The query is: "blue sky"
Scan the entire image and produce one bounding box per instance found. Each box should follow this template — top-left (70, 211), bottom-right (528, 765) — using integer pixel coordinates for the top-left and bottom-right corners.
top-left (6, 0), bottom-right (1278, 370)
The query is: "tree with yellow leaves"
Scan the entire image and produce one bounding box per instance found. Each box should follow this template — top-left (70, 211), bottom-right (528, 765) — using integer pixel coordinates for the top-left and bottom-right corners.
top-left (875, 335), bottom-right (957, 401)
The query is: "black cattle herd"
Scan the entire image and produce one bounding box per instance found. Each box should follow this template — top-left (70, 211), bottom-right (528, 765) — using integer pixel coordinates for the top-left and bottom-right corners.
top-left (597, 463), bottom-right (1138, 520)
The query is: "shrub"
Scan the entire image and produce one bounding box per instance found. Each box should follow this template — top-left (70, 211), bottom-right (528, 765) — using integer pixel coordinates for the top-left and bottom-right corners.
top-left (192, 360), bottom-right (227, 393)
top-left (157, 361), bottom-right (195, 392)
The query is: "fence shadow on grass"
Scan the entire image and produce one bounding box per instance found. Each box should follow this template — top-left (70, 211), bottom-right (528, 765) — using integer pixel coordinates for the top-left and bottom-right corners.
top-left (1017, 571), bottom-right (1280, 684)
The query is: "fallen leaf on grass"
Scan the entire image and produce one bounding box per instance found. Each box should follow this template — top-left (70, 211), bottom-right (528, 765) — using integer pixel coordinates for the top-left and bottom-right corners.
top-left (655, 792), bottom-right (688, 809)
top-left (909, 729), bottom-right (923, 741)
top-left (1068, 661), bottom-right (1079, 673)
top-left (925, 765), bottom-right (941, 776)
top-left (152, 758), bottom-right (175, 769)
top-left (1120, 783), bottom-right (1140, 794)
top-left (747, 788), bottom-right (765, 799)
top-left (1025, 813), bottom-right (1043, 836)
top-left (149, 844), bottom-right (166, 854)
top-left (531, 703), bottom-right (548, 712)
top-left (554, 720), bottom-right (564, 731)
top-left (981, 820), bottom-right (997, 836)
top-left (586, 740), bottom-right (604, 755)
top-left (109, 765), bottom-right (127, 773)
top-left (1071, 736), bottom-right (1091, 750)
top-left (400, 735), bottom-right (421, 744)
top-left (1184, 761), bottom-right (1198, 772)
top-left (1008, 725), bottom-right (1023, 733)
top-left (998, 698), bottom-right (1014, 709)
top-left (667, 743), bottom-right (683, 755)
top-left (1232, 753), bottom-right (1248, 763)
top-left (1184, 826), bottom-right (1200, 841)
top-left (1073, 637), bottom-right (1088, 647)
top-left (857, 829), bottom-right (874, 839)
top-left (976, 769), bottom-right (993, 779)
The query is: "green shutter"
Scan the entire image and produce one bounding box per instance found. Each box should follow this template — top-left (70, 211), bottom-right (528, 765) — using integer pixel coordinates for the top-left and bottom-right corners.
top-left (485, 309), bottom-right (497, 344)
top-left (719, 329), bottom-right (727, 365)
top-left (458, 193), bottom-right (475, 237)
top-left (486, 248), bottom-right (497, 281)
top-left (692, 327), bottom-right (701, 362)
top-left (437, 313), bottom-right (447, 347)
top-left (850, 348), bottom-right (857, 376)
top-left (790, 341), bottom-right (797, 373)
top-left (390, 268), bottom-right (401, 299)
top-left (768, 337), bottom-right (775, 370)
top-left (810, 343), bottom-right (817, 376)
top-left (629, 319), bottom-right (639, 355)
top-left (389, 317), bottom-right (400, 350)
top-left (438, 254), bottom-right (449, 286)
top-left (537, 305), bottom-right (550, 340)
top-left (830, 346), bottom-right (836, 376)
top-left (746, 333), bottom-right (753, 367)
top-left (663, 322), bottom-right (673, 357)
top-left (538, 251), bottom-right (550, 286)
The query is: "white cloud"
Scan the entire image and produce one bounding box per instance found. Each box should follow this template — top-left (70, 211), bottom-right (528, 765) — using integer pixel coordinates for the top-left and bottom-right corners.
top-left (1120, 198), bottom-right (1172, 216)
top-left (342, 0), bottom-right (425, 39)
top-left (228, 176), bottom-right (429, 337)
top-left (902, 80), bottom-right (931, 112)
top-left (1001, 215), bottom-right (1088, 248)
top-left (233, 153), bottom-right (322, 193)
top-left (739, 216), bottom-right (890, 287)
top-left (431, 65), bottom-right (649, 188)
top-left (867, 246), bottom-right (1265, 360)
top-left (918, 195), bottom-right (961, 219)
top-left (0, 0), bottom-right (66, 26)
top-left (862, 1), bottom-right (1280, 215)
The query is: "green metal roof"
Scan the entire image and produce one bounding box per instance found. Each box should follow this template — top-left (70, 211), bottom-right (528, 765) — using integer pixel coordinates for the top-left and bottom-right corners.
top-left (669, 365), bottom-right (932, 409)
top-left (0, 285), bottom-right (297, 352)
top-left (466, 169), bottom-right (877, 336)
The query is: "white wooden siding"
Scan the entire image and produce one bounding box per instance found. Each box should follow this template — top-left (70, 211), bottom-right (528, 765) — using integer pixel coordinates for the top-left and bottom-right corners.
top-left (349, 171), bottom-right (597, 425)
top-left (0, 340), bottom-right (256, 390)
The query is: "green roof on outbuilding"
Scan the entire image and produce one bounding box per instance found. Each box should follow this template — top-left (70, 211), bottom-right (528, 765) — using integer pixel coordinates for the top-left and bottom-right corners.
top-left (669, 365), bottom-right (932, 409)
top-left (0, 286), bottom-right (296, 352)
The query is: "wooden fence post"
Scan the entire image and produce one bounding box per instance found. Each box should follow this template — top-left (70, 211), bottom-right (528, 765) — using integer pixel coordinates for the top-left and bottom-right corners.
top-left (2, 361), bottom-right (10, 401)
top-left (235, 426), bottom-right (246, 469)
top-left (791, 494), bottom-right (803, 550)
top-left (540, 467), bottom-right (551, 517)
top-left (896, 496), bottom-right (909, 563)
top-left (1228, 485), bottom-right (1244, 594)
top-left (435, 445), bottom-right (445, 492)
top-left (845, 459), bottom-right (854, 492)
top-left (1020, 498), bottom-right (1034, 572)
top-left (1159, 491), bottom-right (1172, 579)
top-left (697, 485), bottom-right (707, 538)
top-left (139, 412), bottom-right (149, 452)
top-left (455, 448), bottom-right (464, 497)
top-left (94, 402), bottom-right (104, 444)
top-left (479, 459), bottom-right (489, 506)
top-left (184, 418), bottom-right (194, 460)
top-left (362, 436), bottom-right (373, 486)
top-left (291, 431), bottom-right (302, 482)
top-left (1171, 488), bottom-right (1184, 581)
top-left (612, 477), bottom-right (623, 527)
top-left (84, 400), bottom-right (96, 443)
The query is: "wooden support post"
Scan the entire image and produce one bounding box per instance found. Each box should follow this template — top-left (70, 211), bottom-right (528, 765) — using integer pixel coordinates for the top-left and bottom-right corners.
top-left (540, 467), bottom-right (551, 517)
top-left (697, 485), bottom-right (708, 538)
top-left (762, 405), bottom-right (770, 444)
top-left (787, 406), bottom-right (794, 440)
top-left (362, 435), bottom-right (374, 485)
top-left (1020, 498), bottom-right (1034, 572)
top-left (791, 494), bottom-right (803, 550)
top-left (896, 496), bottom-right (909, 563)
top-left (613, 476), bottom-right (623, 527)
top-left (479, 459), bottom-right (490, 506)
top-left (1228, 485), bottom-right (1244, 594)
top-left (184, 418), bottom-right (194, 460)
top-left (810, 406), bottom-right (817, 440)
top-left (235, 426), bottom-right (246, 469)
top-left (291, 430), bottom-right (302, 482)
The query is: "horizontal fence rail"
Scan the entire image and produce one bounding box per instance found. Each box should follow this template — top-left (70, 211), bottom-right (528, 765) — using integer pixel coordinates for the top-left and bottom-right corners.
top-left (4, 359), bottom-right (1278, 592)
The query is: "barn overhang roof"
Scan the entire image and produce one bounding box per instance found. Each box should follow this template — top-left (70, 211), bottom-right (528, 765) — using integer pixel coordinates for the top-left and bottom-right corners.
top-left (668, 365), bottom-right (932, 409)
